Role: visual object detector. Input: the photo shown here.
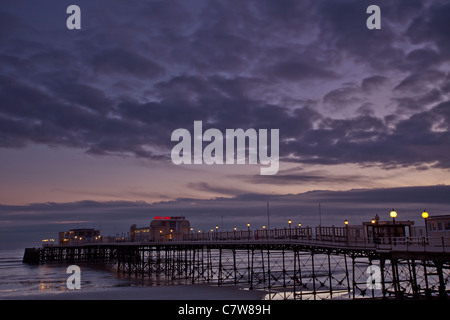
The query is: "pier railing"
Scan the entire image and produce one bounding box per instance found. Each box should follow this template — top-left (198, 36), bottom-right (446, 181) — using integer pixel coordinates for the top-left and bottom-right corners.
top-left (46, 232), bottom-right (450, 254)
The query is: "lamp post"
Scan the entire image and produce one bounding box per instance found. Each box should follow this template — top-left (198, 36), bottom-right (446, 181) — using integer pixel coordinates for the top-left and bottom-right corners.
top-left (371, 218), bottom-right (375, 244)
top-left (288, 219), bottom-right (292, 239)
top-left (247, 223), bottom-right (251, 240)
top-left (374, 214), bottom-right (380, 245)
top-left (344, 219), bottom-right (349, 245)
top-left (422, 210), bottom-right (429, 237)
top-left (390, 209), bottom-right (397, 245)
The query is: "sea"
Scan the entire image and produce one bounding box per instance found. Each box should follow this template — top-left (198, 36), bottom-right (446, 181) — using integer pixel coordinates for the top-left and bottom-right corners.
top-left (0, 248), bottom-right (135, 299)
top-left (0, 248), bottom-right (267, 300)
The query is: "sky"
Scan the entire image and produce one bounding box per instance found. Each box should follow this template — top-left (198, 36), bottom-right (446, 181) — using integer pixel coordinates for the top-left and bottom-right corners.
top-left (1, 0), bottom-right (450, 249)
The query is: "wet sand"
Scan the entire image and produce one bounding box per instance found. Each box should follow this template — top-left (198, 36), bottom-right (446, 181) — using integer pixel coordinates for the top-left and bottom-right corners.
top-left (2, 283), bottom-right (268, 300)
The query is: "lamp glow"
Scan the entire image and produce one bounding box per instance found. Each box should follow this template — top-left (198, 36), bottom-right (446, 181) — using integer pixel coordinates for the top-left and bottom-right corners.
top-left (390, 209), bottom-right (397, 219)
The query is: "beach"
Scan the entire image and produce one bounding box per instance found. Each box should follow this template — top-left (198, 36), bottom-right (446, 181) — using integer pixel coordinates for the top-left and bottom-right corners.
top-left (2, 283), bottom-right (267, 300)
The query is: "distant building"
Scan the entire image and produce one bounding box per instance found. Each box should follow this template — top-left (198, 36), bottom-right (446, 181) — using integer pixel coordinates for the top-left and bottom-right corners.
top-left (426, 215), bottom-right (450, 245)
top-left (41, 238), bottom-right (55, 247)
top-left (363, 220), bottom-right (414, 243)
top-left (151, 216), bottom-right (190, 241)
top-left (130, 216), bottom-right (190, 242)
top-left (129, 224), bottom-right (151, 242)
top-left (59, 228), bottom-right (101, 245)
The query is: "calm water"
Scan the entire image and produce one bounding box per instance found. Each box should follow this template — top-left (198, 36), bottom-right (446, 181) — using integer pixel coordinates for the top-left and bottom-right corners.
top-left (0, 249), bottom-right (137, 298)
top-left (0, 248), bottom-right (265, 300)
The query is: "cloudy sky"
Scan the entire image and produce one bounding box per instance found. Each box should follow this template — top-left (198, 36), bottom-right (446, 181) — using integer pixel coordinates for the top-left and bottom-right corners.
top-left (1, 0), bottom-right (450, 248)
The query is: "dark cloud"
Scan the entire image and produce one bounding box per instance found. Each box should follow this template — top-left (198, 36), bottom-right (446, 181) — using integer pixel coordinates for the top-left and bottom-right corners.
top-left (323, 85), bottom-right (361, 110)
top-left (406, 1), bottom-right (450, 56)
top-left (317, 0), bottom-right (405, 70)
top-left (1, 0), bottom-right (450, 171)
top-left (186, 182), bottom-right (249, 196)
top-left (394, 70), bottom-right (445, 93)
top-left (264, 60), bottom-right (338, 82)
top-left (243, 170), bottom-right (370, 186)
top-left (92, 48), bottom-right (165, 79)
top-left (361, 75), bottom-right (388, 93)
top-left (404, 48), bottom-right (442, 71)
top-left (309, 185), bottom-right (450, 206)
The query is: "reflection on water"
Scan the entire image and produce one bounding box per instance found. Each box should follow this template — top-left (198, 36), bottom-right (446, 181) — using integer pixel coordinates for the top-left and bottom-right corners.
top-left (39, 282), bottom-right (52, 291)
top-left (264, 289), bottom-right (351, 300)
top-left (0, 249), bottom-right (136, 298)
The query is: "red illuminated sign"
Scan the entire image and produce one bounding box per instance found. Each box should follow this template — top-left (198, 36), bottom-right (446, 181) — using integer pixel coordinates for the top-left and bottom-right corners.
top-left (154, 216), bottom-right (185, 220)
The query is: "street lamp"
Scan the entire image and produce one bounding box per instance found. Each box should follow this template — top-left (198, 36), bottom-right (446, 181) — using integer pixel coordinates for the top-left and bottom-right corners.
top-left (288, 219), bottom-right (292, 239)
top-left (422, 210), bottom-right (429, 237)
top-left (390, 209), bottom-right (397, 237)
top-left (247, 223), bottom-right (251, 240)
top-left (390, 209), bottom-right (397, 219)
top-left (344, 220), bottom-right (349, 245)
top-left (374, 214), bottom-right (380, 244)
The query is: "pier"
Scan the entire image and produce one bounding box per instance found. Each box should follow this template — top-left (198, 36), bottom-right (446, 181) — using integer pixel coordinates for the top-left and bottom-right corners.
top-left (23, 227), bottom-right (450, 300)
